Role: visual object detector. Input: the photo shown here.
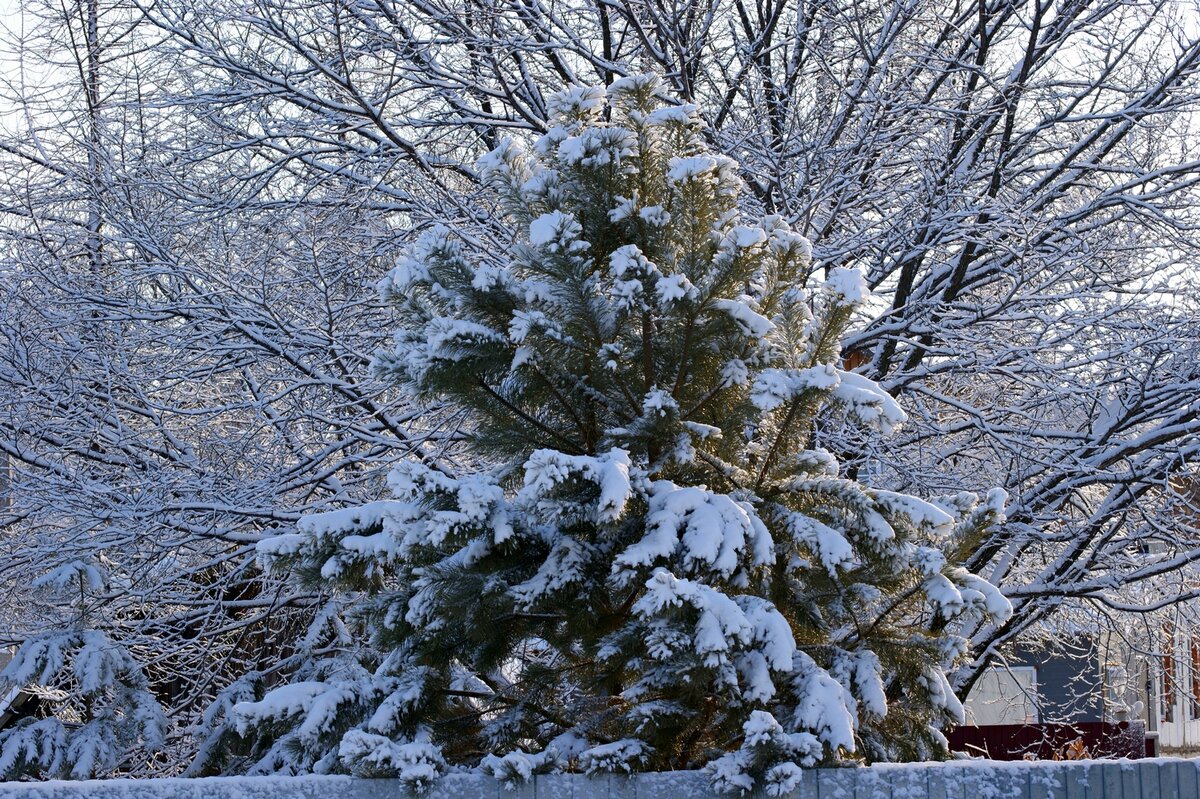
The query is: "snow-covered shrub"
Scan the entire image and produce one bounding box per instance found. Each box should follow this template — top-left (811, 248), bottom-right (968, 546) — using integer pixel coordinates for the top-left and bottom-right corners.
top-left (237, 75), bottom-right (1012, 792)
top-left (0, 561), bottom-right (168, 779)
top-left (338, 729), bottom-right (445, 790)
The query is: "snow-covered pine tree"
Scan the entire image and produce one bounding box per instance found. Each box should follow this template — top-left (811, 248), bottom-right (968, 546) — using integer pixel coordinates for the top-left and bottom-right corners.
top-left (0, 560), bottom-right (168, 779)
top-left (234, 76), bottom-right (1012, 793)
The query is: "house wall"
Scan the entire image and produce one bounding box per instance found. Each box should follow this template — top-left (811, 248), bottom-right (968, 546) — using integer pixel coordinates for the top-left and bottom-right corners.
top-left (1093, 621), bottom-right (1200, 755)
top-left (963, 666), bottom-right (1037, 725)
top-left (1008, 639), bottom-right (1104, 723)
top-left (958, 635), bottom-right (1160, 759)
top-left (0, 648), bottom-right (30, 727)
top-left (1150, 626), bottom-right (1200, 754)
top-left (964, 638), bottom-right (1105, 727)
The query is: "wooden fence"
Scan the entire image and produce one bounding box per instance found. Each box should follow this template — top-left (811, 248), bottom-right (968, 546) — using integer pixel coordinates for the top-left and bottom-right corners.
top-left (0, 760), bottom-right (1198, 799)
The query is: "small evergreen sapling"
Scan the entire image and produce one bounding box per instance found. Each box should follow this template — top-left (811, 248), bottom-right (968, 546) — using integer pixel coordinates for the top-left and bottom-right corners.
top-left (0, 560), bottom-right (168, 779)
top-left (241, 76), bottom-right (1012, 792)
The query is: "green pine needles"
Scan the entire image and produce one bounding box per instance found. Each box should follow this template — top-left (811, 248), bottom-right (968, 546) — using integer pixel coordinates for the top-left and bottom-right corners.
top-left (233, 75), bottom-right (1012, 794)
